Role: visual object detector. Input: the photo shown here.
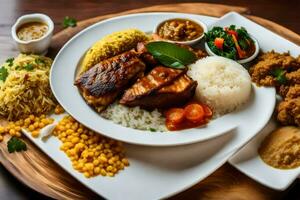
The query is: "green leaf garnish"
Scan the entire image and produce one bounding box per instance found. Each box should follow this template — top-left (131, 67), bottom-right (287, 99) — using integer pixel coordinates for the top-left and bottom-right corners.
top-left (6, 58), bottom-right (14, 67)
top-left (271, 68), bottom-right (287, 84)
top-left (35, 58), bottom-right (45, 65)
top-left (7, 137), bottom-right (27, 153)
top-left (0, 66), bottom-right (8, 82)
top-left (63, 16), bottom-right (77, 28)
top-left (24, 63), bottom-right (34, 71)
top-left (149, 128), bottom-right (157, 132)
top-left (146, 41), bottom-right (197, 69)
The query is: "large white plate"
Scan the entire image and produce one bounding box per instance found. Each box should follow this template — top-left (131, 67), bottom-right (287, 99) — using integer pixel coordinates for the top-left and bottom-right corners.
top-left (45, 12), bottom-right (278, 199)
top-left (50, 12), bottom-right (275, 146)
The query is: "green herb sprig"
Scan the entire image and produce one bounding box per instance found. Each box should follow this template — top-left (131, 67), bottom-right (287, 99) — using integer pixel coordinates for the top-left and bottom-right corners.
top-left (6, 58), bottom-right (14, 67)
top-left (7, 137), bottom-right (27, 153)
top-left (0, 66), bottom-right (8, 82)
top-left (63, 16), bottom-right (77, 28)
top-left (271, 68), bottom-right (287, 84)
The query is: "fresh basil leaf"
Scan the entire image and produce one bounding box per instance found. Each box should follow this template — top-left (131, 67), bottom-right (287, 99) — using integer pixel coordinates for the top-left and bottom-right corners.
top-left (0, 66), bottom-right (8, 82)
top-left (146, 41), bottom-right (197, 69)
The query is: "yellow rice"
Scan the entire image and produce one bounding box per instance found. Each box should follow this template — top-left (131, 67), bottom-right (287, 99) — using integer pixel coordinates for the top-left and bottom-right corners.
top-left (80, 29), bottom-right (149, 73)
top-left (0, 54), bottom-right (56, 120)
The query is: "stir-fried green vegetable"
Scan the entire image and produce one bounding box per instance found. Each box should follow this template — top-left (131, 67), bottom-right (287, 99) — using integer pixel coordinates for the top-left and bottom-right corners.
top-left (205, 25), bottom-right (254, 60)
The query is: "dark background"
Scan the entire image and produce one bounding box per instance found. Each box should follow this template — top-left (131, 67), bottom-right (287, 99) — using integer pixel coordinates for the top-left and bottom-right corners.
top-left (0, 0), bottom-right (299, 199)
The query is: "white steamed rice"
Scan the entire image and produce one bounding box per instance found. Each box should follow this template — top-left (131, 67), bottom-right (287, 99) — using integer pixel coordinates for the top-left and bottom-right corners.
top-left (187, 56), bottom-right (252, 116)
top-left (100, 102), bottom-right (167, 132)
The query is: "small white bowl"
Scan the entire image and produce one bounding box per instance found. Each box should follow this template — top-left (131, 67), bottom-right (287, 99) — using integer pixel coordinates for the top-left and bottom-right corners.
top-left (11, 13), bottom-right (54, 55)
top-left (153, 18), bottom-right (207, 45)
top-left (205, 34), bottom-right (260, 64)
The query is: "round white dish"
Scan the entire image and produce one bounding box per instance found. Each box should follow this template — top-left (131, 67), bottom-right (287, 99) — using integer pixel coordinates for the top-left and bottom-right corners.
top-left (153, 18), bottom-right (207, 45)
top-left (204, 33), bottom-right (259, 64)
top-left (50, 12), bottom-right (275, 146)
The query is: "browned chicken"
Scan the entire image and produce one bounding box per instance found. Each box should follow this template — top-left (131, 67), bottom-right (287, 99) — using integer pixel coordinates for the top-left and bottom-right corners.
top-left (74, 50), bottom-right (146, 112)
top-left (120, 66), bottom-right (197, 109)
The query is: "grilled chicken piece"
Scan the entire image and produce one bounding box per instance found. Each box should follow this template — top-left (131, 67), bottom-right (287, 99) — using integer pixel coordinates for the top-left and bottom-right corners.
top-left (120, 66), bottom-right (197, 109)
top-left (75, 50), bottom-right (146, 112)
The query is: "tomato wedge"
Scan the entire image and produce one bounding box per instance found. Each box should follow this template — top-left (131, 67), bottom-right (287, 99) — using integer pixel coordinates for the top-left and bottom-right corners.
top-left (202, 104), bottom-right (213, 117)
top-left (214, 37), bottom-right (224, 50)
top-left (184, 104), bottom-right (205, 123)
top-left (165, 108), bottom-right (185, 124)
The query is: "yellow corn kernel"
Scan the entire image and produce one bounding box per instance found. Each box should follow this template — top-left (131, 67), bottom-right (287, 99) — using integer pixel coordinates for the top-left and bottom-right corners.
top-left (29, 115), bottom-right (35, 121)
top-left (100, 169), bottom-right (107, 176)
top-left (28, 125), bottom-right (35, 131)
top-left (107, 172), bottom-right (114, 177)
top-left (99, 156), bottom-right (108, 163)
top-left (9, 129), bottom-right (16, 136)
top-left (15, 132), bottom-right (22, 137)
top-left (39, 122), bottom-right (45, 128)
top-left (0, 126), bottom-right (5, 134)
top-left (122, 158), bottom-right (129, 166)
top-left (83, 172), bottom-right (90, 178)
top-left (31, 131), bottom-right (40, 138)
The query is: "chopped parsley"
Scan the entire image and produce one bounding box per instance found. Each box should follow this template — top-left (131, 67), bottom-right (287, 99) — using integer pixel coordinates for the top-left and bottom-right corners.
top-left (35, 58), bottom-right (46, 65)
top-left (7, 137), bottom-right (27, 153)
top-left (24, 63), bottom-right (34, 71)
top-left (0, 66), bottom-right (8, 82)
top-left (63, 16), bottom-right (77, 28)
top-left (149, 128), bottom-right (157, 132)
top-left (6, 58), bottom-right (14, 67)
top-left (271, 68), bottom-right (287, 84)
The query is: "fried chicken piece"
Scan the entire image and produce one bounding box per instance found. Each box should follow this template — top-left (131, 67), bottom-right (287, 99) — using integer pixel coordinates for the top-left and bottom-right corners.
top-left (279, 84), bottom-right (300, 99)
top-left (249, 51), bottom-right (300, 86)
top-left (277, 97), bottom-right (300, 126)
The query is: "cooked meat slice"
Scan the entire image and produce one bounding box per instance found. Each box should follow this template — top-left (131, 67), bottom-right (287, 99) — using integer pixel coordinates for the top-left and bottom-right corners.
top-left (120, 67), bottom-right (196, 109)
top-left (120, 66), bottom-right (185, 103)
top-left (75, 50), bottom-right (146, 111)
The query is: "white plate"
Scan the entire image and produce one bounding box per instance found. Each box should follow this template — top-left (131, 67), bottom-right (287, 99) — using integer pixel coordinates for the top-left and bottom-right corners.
top-left (42, 12), bottom-right (278, 200)
top-left (50, 12), bottom-right (274, 146)
top-left (229, 119), bottom-right (300, 190)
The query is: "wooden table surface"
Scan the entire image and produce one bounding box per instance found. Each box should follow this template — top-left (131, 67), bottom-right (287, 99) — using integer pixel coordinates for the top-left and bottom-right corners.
top-left (0, 0), bottom-right (299, 199)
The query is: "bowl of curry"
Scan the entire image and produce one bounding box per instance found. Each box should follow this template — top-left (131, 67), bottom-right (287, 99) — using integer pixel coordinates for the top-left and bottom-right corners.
top-left (153, 18), bottom-right (207, 45)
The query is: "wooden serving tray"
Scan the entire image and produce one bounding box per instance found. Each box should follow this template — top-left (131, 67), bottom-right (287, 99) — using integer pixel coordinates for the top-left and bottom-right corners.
top-left (0, 3), bottom-right (299, 200)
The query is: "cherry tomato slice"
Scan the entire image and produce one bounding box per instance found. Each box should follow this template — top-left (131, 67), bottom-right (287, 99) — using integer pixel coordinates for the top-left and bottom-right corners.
top-left (202, 104), bottom-right (213, 117)
top-left (184, 104), bottom-right (205, 123)
top-left (165, 108), bottom-right (185, 124)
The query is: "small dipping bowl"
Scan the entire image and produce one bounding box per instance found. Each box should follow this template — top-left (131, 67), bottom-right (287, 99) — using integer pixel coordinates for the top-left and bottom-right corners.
top-left (205, 34), bottom-right (260, 64)
top-left (11, 13), bottom-right (54, 55)
top-left (153, 18), bottom-right (207, 45)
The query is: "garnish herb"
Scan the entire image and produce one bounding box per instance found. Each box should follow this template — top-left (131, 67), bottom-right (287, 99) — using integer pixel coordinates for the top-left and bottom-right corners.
top-left (35, 58), bottom-right (45, 65)
top-left (63, 16), bottom-right (77, 28)
top-left (6, 58), bottom-right (14, 67)
top-left (0, 66), bottom-right (8, 82)
top-left (7, 137), bottom-right (27, 153)
top-left (24, 63), bottom-right (34, 71)
top-left (146, 41), bottom-right (197, 69)
top-left (149, 128), bottom-right (157, 132)
top-left (271, 68), bottom-right (287, 84)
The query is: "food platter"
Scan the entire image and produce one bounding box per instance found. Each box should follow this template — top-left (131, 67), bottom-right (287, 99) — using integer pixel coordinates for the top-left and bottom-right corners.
top-left (50, 12), bottom-right (275, 146)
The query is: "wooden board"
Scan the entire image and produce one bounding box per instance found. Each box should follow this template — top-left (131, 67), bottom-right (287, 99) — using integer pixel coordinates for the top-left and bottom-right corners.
top-left (0, 3), bottom-right (299, 200)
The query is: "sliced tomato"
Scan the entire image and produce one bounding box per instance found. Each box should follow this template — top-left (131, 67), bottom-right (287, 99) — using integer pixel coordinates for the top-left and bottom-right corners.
top-left (214, 37), bottom-right (224, 50)
top-left (226, 29), bottom-right (238, 39)
top-left (202, 104), bottom-right (213, 118)
top-left (184, 104), bottom-right (205, 123)
top-left (165, 108), bottom-right (185, 124)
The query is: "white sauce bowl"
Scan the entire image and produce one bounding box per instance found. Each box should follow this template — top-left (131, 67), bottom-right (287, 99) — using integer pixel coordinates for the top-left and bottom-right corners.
top-left (11, 13), bottom-right (54, 55)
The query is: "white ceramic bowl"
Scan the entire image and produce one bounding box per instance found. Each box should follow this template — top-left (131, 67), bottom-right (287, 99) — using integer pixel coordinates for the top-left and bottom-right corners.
top-left (153, 18), bottom-right (207, 45)
top-left (205, 34), bottom-right (260, 64)
top-left (11, 13), bottom-right (54, 55)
